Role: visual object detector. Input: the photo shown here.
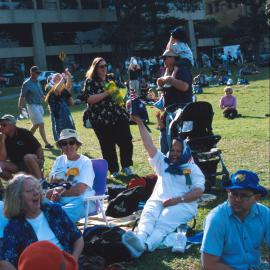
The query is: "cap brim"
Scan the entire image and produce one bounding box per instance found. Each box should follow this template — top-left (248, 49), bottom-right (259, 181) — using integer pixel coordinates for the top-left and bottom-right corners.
top-left (227, 185), bottom-right (268, 197)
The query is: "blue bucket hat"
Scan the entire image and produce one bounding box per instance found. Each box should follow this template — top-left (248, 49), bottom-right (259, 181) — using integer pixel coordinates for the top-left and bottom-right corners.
top-left (224, 170), bottom-right (268, 197)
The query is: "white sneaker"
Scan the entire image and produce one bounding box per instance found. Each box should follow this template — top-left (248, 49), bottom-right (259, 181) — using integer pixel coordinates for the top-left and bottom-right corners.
top-left (122, 167), bottom-right (133, 176)
top-left (111, 172), bottom-right (120, 178)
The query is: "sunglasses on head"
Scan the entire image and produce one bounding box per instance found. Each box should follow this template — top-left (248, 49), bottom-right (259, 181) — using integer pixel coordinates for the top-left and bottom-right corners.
top-left (59, 139), bottom-right (77, 147)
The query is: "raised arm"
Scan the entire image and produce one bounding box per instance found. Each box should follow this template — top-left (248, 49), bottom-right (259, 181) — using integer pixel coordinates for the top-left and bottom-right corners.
top-left (131, 115), bottom-right (157, 158)
top-left (166, 36), bottom-right (174, 51)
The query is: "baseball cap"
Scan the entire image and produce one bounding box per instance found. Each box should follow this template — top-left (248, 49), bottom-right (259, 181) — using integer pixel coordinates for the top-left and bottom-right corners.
top-left (223, 170), bottom-right (268, 197)
top-left (171, 27), bottom-right (188, 42)
top-left (57, 129), bottom-right (82, 145)
top-left (160, 50), bottom-right (179, 58)
top-left (30, 66), bottom-right (41, 74)
top-left (0, 114), bottom-right (16, 125)
top-left (18, 241), bottom-right (78, 270)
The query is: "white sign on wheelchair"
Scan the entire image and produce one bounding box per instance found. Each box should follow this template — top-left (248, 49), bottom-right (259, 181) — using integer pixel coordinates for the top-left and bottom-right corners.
top-left (182, 121), bottom-right (193, 132)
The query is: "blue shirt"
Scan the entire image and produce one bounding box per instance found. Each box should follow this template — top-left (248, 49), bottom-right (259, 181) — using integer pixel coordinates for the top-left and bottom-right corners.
top-left (200, 201), bottom-right (270, 270)
top-left (20, 77), bottom-right (44, 104)
top-left (1, 203), bottom-right (82, 267)
top-left (163, 66), bottom-right (193, 107)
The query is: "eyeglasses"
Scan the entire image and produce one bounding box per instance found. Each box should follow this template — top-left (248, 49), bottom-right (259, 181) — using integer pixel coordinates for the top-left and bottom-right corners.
top-left (59, 139), bottom-right (77, 147)
top-left (229, 191), bottom-right (254, 201)
top-left (98, 64), bottom-right (108, 69)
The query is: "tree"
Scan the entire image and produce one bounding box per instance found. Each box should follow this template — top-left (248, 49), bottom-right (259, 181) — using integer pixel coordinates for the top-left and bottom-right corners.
top-left (221, 0), bottom-right (268, 62)
top-left (101, 0), bottom-right (202, 63)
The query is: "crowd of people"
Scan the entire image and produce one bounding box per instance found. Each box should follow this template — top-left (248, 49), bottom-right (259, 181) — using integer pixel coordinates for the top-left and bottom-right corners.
top-left (0, 27), bottom-right (269, 270)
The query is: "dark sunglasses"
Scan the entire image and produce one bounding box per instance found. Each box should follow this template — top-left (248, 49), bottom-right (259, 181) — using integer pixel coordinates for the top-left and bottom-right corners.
top-left (0, 123), bottom-right (8, 127)
top-left (229, 191), bottom-right (254, 201)
top-left (98, 64), bottom-right (108, 69)
top-left (59, 139), bottom-right (77, 147)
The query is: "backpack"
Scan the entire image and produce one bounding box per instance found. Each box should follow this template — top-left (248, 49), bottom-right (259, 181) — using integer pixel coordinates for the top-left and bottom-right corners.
top-left (127, 174), bottom-right (158, 201)
top-left (127, 175), bottom-right (146, 189)
top-left (83, 225), bottom-right (131, 265)
top-left (105, 186), bottom-right (145, 218)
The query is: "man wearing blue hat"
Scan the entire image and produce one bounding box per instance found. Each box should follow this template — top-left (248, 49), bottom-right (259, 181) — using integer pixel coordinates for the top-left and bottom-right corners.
top-left (201, 170), bottom-right (270, 270)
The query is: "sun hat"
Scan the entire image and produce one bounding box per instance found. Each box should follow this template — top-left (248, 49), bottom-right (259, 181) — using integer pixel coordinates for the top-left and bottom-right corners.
top-left (223, 170), bottom-right (268, 197)
top-left (0, 114), bottom-right (16, 125)
top-left (160, 50), bottom-right (179, 58)
top-left (30, 66), bottom-right (41, 74)
top-left (57, 129), bottom-right (82, 145)
top-left (18, 241), bottom-right (78, 270)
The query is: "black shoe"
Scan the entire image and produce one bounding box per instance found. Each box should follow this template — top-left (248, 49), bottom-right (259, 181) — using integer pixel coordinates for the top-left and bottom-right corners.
top-left (45, 144), bottom-right (53, 149)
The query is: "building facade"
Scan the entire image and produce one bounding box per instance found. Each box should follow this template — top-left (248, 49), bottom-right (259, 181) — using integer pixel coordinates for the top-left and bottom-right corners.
top-left (0, 0), bottom-right (116, 72)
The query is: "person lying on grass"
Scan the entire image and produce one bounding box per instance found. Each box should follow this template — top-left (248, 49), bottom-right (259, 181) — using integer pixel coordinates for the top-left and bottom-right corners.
top-left (122, 115), bottom-right (205, 257)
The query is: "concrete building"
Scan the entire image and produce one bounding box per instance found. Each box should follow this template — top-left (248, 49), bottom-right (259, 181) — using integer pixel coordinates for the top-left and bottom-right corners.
top-left (205, 0), bottom-right (247, 27)
top-left (0, 0), bottom-right (117, 71)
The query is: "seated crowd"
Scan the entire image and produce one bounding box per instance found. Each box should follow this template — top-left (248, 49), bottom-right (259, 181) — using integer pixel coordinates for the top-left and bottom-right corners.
top-left (0, 115), bottom-right (269, 269)
top-left (0, 52), bottom-right (269, 269)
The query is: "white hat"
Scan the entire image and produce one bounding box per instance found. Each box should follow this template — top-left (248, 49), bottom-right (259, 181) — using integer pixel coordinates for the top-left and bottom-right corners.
top-left (57, 129), bottom-right (82, 145)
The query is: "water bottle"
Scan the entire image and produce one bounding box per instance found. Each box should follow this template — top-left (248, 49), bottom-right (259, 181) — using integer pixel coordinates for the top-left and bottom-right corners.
top-left (172, 224), bottom-right (188, 253)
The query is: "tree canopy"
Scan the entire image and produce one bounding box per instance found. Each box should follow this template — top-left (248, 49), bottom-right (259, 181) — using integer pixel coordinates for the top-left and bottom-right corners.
top-left (218, 0), bottom-right (268, 62)
top-left (101, 0), bottom-right (202, 62)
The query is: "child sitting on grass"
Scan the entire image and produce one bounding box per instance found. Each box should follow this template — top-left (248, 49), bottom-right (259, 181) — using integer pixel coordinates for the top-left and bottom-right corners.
top-left (219, 86), bottom-right (240, 119)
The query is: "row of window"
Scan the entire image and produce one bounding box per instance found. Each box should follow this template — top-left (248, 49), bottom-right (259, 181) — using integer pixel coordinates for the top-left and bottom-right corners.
top-left (0, 23), bottom-right (107, 47)
top-left (206, 1), bottom-right (238, 14)
top-left (0, 0), bottom-right (113, 10)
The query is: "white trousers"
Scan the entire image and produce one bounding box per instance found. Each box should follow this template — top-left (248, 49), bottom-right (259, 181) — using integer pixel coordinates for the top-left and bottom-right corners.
top-left (137, 200), bottom-right (194, 251)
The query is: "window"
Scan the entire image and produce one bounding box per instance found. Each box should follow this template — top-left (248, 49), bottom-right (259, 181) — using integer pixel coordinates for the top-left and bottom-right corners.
top-left (214, 1), bottom-right (219, 12)
top-left (59, 0), bottom-right (78, 9)
top-left (207, 3), bottom-right (213, 14)
top-left (81, 0), bottom-right (99, 9)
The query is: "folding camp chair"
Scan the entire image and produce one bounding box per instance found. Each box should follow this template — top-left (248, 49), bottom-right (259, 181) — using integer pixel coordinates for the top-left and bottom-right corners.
top-left (84, 159), bottom-right (109, 230)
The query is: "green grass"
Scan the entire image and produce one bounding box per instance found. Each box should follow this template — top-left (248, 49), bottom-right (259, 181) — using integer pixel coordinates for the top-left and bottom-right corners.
top-left (0, 67), bottom-right (269, 269)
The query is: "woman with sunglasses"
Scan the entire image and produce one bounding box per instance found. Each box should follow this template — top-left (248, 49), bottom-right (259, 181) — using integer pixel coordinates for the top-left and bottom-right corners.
top-left (46, 129), bottom-right (96, 223)
top-left (80, 57), bottom-right (133, 178)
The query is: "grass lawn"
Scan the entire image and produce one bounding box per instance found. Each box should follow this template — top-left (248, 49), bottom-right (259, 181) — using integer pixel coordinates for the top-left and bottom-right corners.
top-left (0, 67), bottom-right (269, 269)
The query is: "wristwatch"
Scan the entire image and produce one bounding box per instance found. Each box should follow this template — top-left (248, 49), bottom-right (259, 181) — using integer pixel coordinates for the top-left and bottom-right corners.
top-left (179, 196), bottom-right (185, 202)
